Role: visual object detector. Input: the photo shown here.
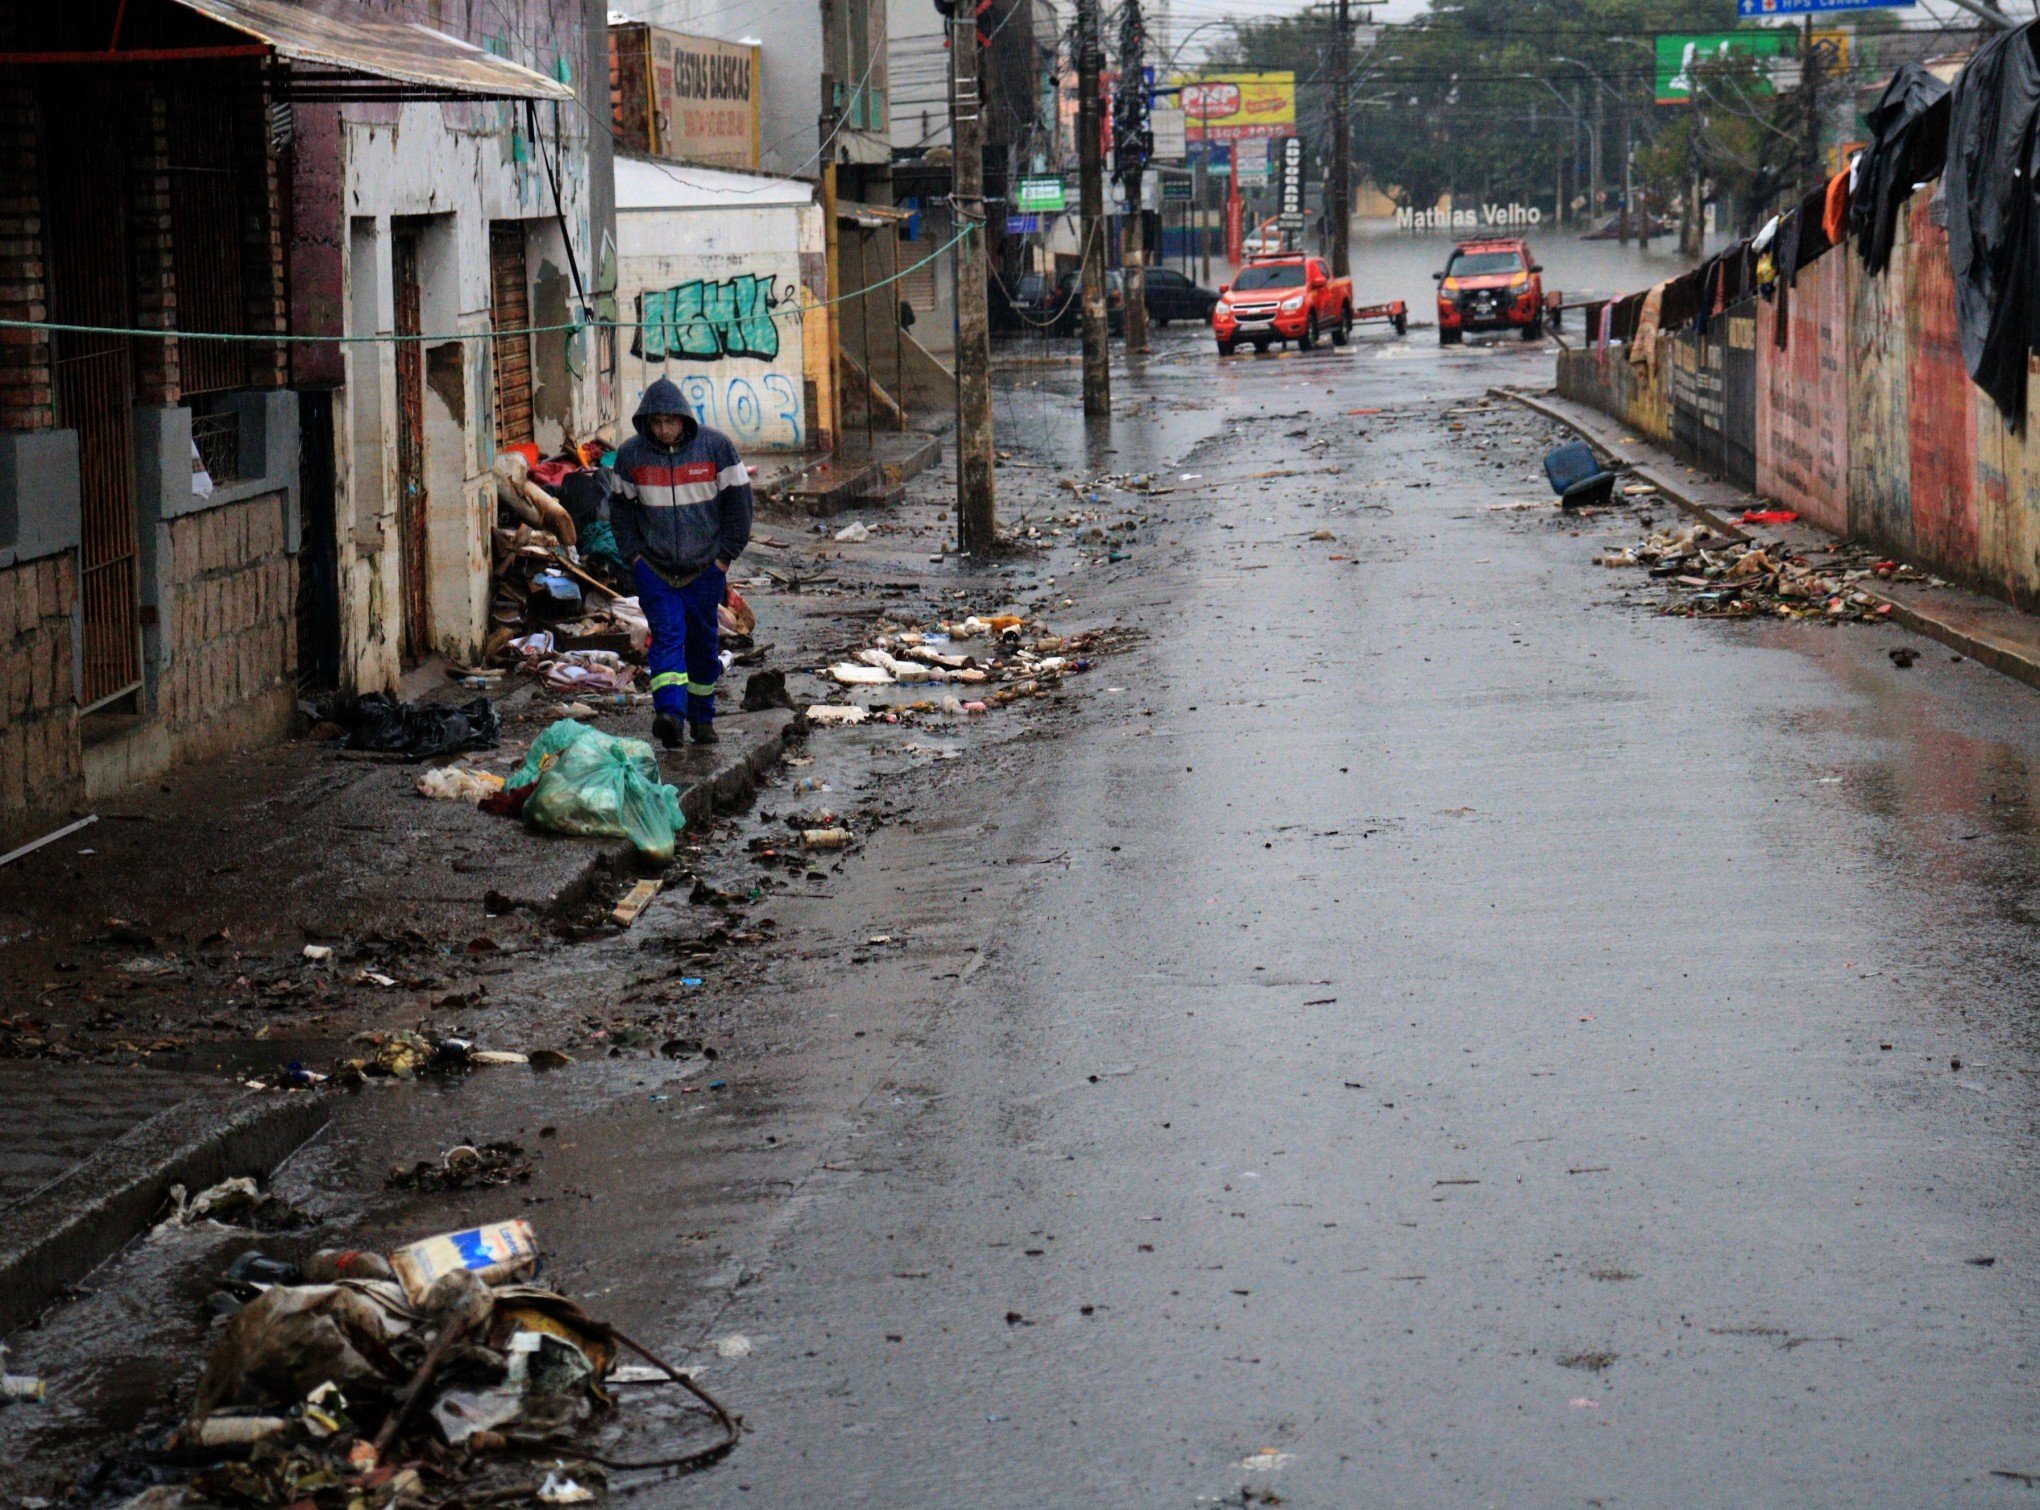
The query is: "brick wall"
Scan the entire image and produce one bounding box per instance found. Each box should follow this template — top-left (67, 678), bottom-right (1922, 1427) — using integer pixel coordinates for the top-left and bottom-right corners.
top-left (128, 83), bottom-right (179, 408)
top-left (0, 81), bottom-right (49, 433)
top-left (163, 492), bottom-right (296, 736)
top-left (237, 85), bottom-right (288, 391)
top-left (0, 552), bottom-right (81, 816)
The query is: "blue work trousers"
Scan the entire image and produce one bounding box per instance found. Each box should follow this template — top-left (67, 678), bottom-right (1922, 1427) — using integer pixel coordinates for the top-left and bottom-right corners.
top-left (634, 559), bottom-right (723, 725)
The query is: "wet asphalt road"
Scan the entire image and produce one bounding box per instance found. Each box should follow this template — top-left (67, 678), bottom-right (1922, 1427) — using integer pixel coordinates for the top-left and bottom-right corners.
top-left (14, 311), bottom-right (2040, 1506)
top-left (643, 326), bottom-right (2040, 1505)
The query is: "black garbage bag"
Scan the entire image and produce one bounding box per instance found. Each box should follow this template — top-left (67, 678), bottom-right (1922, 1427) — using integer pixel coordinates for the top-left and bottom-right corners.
top-left (333, 693), bottom-right (501, 760)
top-left (1945, 21), bottom-right (2040, 425)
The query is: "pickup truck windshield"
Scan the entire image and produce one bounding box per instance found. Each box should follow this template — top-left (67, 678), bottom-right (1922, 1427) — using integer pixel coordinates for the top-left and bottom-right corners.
top-left (1446, 250), bottom-right (1524, 276)
top-left (1233, 264), bottom-right (1306, 291)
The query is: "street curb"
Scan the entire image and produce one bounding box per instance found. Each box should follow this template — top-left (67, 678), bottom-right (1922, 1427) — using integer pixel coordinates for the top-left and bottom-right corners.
top-left (1494, 385), bottom-right (2040, 697)
top-left (0, 1089), bottom-right (329, 1339)
top-left (533, 710), bottom-right (799, 915)
top-left (673, 709), bottom-right (800, 828)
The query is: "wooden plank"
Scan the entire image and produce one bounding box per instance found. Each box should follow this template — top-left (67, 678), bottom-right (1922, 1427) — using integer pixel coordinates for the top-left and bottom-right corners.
top-left (612, 878), bottom-right (662, 928)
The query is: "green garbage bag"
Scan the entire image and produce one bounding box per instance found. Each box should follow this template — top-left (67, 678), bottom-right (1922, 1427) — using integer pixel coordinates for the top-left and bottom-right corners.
top-left (509, 719), bottom-right (684, 862)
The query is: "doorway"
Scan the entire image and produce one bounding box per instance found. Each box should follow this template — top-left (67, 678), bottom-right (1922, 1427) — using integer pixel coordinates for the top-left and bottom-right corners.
top-left (392, 226), bottom-right (429, 667)
top-left (42, 87), bottom-right (142, 710)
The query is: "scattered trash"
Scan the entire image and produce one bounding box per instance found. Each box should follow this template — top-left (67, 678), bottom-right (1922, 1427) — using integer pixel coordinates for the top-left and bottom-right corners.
top-left (833, 521), bottom-right (871, 543)
top-left (538, 1473), bottom-right (598, 1504)
top-left (388, 1143), bottom-right (533, 1192)
top-left (416, 764), bottom-right (508, 803)
top-left (1238, 1449), bottom-right (1293, 1471)
top-left (390, 1220), bottom-right (540, 1301)
top-left (802, 828), bottom-right (853, 849)
top-left (1739, 507), bottom-right (1799, 524)
top-left (1598, 523), bottom-right (1921, 622)
top-left (300, 944), bottom-right (332, 964)
top-left (1890, 646), bottom-right (1920, 668)
top-left (612, 877), bottom-right (663, 927)
top-left (508, 719), bottom-right (686, 862)
top-left (153, 1221), bottom-right (738, 1504)
top-left (712, 1334), bottom-right (753, 1360)
top-left (153, 1177), bottom-right (306, 1238)
top-left (301, 1249), bottom-right (396, 1283)
top-left (804, 705), bottom-right (869, 726)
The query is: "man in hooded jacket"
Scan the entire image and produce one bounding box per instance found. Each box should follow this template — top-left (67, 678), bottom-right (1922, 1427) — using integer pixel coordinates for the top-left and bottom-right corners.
top-left (611, 378), bottom-right (753, 746)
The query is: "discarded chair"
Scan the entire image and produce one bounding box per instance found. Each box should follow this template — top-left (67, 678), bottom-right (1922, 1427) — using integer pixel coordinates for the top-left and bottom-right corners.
top-left (1542, 439), bottom-right (1618, 508)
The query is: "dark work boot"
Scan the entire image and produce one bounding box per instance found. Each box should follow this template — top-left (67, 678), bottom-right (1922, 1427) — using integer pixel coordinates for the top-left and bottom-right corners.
top-left (653, 713), bottom-right (683, 749)
top-left (688, 721), bottom-right (719, 746)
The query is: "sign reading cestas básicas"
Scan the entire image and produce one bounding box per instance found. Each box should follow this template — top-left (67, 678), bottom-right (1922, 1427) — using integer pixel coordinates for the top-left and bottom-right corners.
top-left (649, 28), bottom-right (761, 170)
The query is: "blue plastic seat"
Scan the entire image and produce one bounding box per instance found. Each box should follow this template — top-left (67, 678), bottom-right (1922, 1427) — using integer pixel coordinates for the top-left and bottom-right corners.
top-left (1543, 439), bottom-right (1617, 507)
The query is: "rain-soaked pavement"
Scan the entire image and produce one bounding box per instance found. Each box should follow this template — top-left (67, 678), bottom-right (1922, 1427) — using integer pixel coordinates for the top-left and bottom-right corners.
top-left (10, 235), bottom-right (2040, 1504)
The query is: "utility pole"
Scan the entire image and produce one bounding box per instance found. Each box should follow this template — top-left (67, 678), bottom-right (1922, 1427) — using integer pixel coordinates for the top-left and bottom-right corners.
top-left (1590, 77), bottom-right (1603, 229)
top-left (1799, 18), bottom-right (1823, 196)
top-left (948, 0), bottom-right (996, 551)
top-left (1329, 0), bottom-right (1352, 279)
top-left (1619, 108), bottom-right (1632, 246)
top-left (1077, 0), bottom-right (1110, 417)
top-left (1115, 0), bottom-right (1151, 352)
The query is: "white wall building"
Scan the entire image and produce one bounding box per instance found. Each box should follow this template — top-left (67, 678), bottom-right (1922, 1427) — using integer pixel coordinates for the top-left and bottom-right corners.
top-left (613, 156), bottom-right (829, 453)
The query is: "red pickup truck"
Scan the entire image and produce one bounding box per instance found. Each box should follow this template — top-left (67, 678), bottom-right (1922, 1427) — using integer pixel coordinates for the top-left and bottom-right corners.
top-left (1434, 238), bottom-right (1557, 344)
top-left (1213, 254), bottom-right (1352, 355)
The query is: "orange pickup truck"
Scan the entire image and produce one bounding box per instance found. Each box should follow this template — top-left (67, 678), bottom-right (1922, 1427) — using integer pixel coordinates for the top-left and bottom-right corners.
top-left (1433, 237), bottom-right (1559, 344)
top-left (1213, 253), bottom-right (1352, 355)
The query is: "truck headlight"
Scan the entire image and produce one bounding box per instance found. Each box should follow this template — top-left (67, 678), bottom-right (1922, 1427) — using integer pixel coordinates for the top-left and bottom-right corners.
top-left (1215, 301), bottom-right (1230, 317)
top-left (1281, 295), bottom-right (1305, 312)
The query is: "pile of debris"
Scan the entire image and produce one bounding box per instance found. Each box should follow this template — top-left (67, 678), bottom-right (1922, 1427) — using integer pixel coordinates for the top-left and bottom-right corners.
top-left (484, 443), bottom-right (652, 701)
top-left (809, 616), bottom-right (1126, 725)
top-left (1598, 523), bottom-right (1929, 621)
top-left (129, 1218), bottom-right (733, 1507)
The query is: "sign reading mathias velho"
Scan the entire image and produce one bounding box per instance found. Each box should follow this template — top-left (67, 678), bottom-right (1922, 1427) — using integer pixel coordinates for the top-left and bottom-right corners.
top-left (649, 28), bottom-right (762, 170)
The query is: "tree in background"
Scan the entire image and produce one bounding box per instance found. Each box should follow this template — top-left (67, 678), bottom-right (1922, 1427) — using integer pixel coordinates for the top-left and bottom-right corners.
top-left (1214, 0), bottom-right (1745, 219)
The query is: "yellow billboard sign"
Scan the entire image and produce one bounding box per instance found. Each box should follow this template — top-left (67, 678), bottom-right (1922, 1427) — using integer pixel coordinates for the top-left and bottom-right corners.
top-left (1174, 72), bottom-right (1296, 143)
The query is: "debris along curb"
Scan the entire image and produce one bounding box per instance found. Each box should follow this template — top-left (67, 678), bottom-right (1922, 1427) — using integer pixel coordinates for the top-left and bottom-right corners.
top-left (518, 707), bottom-right (802, 917)
top-left (1495, 384), bottom-right (2040, 697)
top-left (0, 1085), bottom-right (327, 1338)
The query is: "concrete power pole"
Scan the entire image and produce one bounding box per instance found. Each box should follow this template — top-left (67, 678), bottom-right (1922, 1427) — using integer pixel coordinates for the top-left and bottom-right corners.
top-left (1115, 0), bottom-right (1151, 353)
top-left (949, 0), bottom-right (997, 552)
top-left (1077, 0), bottom-right (1111, 417)
top-left (1329, 0), bottom-right (1352, 279)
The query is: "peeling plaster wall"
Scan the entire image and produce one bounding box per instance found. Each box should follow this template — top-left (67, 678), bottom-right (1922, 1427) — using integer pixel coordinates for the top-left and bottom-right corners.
top-left (326, 0), bottom-right (606, 687)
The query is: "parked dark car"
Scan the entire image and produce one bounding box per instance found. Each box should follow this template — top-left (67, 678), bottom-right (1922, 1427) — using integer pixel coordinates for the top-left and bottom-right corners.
top-left (1143, 267), bottom-right (1220, 325)
top-left (1051, 269), bottom-right (1125, 336)
top-left (994, 271), bottom-right (1055, 334)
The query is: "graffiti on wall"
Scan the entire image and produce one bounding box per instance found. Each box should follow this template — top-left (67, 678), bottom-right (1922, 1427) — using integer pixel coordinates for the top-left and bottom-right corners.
top-left (672, 371), bottom-right (802, 448)
top-left (633, 275), bottom-right (783, 363)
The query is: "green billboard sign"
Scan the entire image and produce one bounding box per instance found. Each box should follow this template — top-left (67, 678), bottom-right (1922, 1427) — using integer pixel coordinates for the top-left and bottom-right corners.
top-left (1015, 176), bottom-right (1067, 212)
top-left (1654, 31), bottom-right (1794, 105)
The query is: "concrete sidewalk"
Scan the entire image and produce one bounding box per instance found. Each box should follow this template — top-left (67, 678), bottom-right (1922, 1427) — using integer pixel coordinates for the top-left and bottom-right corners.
top-left (0, 700), bottom-right (798, 1340)
top-left (1503, 384), bottom-right (2040, 696)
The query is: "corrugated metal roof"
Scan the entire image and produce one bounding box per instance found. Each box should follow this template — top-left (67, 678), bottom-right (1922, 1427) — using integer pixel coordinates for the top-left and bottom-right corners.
top-left (168, 0), bottom-right (575, 100)
top-left (615, 154), bottom-right (815, 210)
